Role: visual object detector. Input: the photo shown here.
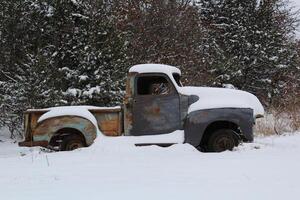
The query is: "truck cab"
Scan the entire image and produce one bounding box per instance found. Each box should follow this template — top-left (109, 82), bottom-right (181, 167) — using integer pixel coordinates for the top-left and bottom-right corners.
top-left (19, 64), bottom-right (264, 152)
top-left (124, 65), bottom-right (183, 136)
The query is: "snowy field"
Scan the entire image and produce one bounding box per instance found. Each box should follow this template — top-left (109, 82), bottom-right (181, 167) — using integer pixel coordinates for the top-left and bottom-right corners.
top-left (0, 129), bottom-right (300, 200)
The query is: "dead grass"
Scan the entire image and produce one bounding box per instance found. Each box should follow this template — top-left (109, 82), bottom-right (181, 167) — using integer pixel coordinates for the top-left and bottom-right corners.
top-left (254, 106), bottom-right (300, 136)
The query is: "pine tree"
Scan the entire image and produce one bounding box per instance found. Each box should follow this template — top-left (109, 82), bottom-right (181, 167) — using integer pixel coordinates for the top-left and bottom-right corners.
top-left (198, 0), bottom-right (299, 105)
top-left (0, 0), bottom-right (61, 135)
top-left (48, 0), bottom-right (129, 106)
top-left (0, 0), bottom-right (130, 134)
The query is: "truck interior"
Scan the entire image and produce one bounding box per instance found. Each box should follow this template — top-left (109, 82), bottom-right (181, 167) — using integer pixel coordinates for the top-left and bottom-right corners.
top-left (136, 75), bottom-right (171, 95)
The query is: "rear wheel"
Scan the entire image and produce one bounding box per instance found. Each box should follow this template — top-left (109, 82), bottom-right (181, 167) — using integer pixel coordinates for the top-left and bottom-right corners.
top-left (207, 129), bottom-right (239, 152)
top-left (60, 134), bottom-right (86, 151)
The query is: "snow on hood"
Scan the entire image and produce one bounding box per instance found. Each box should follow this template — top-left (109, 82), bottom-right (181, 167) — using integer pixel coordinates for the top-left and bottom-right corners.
top-left (178, 86), bottom-right (264, 117)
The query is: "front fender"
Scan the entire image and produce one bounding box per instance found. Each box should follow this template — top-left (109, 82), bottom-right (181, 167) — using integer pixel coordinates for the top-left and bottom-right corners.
top-left (184, 108), bottom-right (254, 147)
top-left (33, 116), bottom-right (97, 146)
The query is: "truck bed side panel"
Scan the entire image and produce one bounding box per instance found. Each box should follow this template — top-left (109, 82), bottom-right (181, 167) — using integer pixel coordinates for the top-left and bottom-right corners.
top-left (92, 110), bottom-right (122, 136)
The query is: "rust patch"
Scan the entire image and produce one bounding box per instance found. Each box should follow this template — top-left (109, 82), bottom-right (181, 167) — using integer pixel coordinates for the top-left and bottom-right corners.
top-left (19, 140), bottom-right (48, 147)
top-left (24, 116), bottom-right (97, 147)
top-left (99, 120), bottom-right (119, 136)
top-left (84, 122), bottom-right (96, 135)
top-left (30, 113), bottom-right (44, 130)
top-left (93, 111), bottom-right (122, 136)
top-left (123, 72), bottom-right (137, 135)
top-left (125, 112), bottom-right (133, 123)
top-left (126, 72), bottom-right (138, 97)
top-left (153, 107), bottom-right (160, 114)
top-left (33, 116), bottom-right (95, 136)
top-left (89, 108), bottom-right (121, 113)
top-left (124, 107), bottom-right (133, 136)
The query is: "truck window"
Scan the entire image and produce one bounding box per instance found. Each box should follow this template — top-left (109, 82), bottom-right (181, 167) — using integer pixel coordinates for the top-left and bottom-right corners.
top-left (173, 73), bottom-right (182, 87)
top-left (137, 76), bottom-right (171, 95)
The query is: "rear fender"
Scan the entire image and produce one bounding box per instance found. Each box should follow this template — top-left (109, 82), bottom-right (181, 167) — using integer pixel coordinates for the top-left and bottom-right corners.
top-left (33, 116), bottom-right (97, 146)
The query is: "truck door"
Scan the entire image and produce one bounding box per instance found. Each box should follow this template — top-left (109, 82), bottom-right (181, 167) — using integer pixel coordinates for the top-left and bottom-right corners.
top-left (131, 73), bottom-right (181, 136)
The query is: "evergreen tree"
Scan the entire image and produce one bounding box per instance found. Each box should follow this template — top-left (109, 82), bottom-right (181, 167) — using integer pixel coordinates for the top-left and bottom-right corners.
top-left (198, 0), bottom-right (299, 105)
top-left (0, 0), bottom-right (129, 133)
top-left (0, 0), bottom-right (299, 135)
top-left (54, 0), bottom-right (129, 106)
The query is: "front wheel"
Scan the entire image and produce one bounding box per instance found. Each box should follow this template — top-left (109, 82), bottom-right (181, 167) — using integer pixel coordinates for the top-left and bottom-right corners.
top-left (207, 129), bottom-right (239, 152)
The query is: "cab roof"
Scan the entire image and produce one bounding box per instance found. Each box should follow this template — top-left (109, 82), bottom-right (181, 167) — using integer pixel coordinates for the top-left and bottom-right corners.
top-left (129, 64), bottom-right (181, 75)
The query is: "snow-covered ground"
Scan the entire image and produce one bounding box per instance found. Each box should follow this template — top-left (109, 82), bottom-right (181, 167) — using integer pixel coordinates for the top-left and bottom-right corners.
top-left (0, 130), bottom-right (300, 200)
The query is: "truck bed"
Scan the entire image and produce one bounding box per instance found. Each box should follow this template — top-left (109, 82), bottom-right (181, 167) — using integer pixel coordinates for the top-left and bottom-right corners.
top-left (21, 106), bottom-right (123, 147)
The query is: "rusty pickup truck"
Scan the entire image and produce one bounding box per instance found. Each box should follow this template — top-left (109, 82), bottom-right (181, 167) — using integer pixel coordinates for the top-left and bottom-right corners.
top-left (19, 64), bottom-right (264, 152)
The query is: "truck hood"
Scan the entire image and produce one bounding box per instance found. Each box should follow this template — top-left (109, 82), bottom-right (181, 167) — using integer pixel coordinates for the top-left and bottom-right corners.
top-left (178, 86), bottom-right (264, 118)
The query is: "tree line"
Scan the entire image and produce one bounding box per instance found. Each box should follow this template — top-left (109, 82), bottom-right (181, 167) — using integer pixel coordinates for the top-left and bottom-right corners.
top-left (0, 0), bottom-right (299, 137)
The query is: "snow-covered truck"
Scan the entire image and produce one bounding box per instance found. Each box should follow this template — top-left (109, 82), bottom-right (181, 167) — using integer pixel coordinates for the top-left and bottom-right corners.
top-left (19, 64), bottom-right (264, 152)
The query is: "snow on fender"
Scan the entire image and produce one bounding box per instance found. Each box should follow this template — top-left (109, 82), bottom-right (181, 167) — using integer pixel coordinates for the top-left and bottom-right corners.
top-left (38, 106), bottom-right (95, 125)
top-left (38, 106), bottom-right (104, 137)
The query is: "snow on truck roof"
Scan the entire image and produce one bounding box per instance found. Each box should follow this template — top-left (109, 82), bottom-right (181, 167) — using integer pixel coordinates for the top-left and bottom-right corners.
top-left (129, 64), bottom-right (181, 75)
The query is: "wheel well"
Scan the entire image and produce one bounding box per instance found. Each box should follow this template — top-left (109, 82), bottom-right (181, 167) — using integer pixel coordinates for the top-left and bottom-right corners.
top-left (49, 128), bottom-right (86, 147)
top-left (200, 121), bottom-right (240, 147)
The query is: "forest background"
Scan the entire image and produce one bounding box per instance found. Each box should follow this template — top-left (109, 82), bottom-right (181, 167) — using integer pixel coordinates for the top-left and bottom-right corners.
top-left (0, 0), bottom-right (299, 137)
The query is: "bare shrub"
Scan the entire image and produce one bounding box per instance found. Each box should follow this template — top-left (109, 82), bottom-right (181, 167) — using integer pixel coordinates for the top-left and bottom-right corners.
top-left (255, 105), bottom-right (300, 136)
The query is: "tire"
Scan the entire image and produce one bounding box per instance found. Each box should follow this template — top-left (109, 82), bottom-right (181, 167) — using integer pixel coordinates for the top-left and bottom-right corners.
top-left (60, 134), bottom-right (86, 151)
top-left (207, 129), bottom-right (239, 152)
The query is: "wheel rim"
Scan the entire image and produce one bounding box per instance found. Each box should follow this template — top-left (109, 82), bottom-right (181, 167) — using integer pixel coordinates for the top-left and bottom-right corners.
top-left (67, 141), bottom-right (83, 151)
top-left (213, 136), bottom-right (234, 152)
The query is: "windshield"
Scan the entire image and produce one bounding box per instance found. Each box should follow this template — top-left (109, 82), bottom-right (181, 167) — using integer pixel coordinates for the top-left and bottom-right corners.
top-left (173, 73), bottom-right (182, 87)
